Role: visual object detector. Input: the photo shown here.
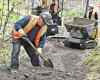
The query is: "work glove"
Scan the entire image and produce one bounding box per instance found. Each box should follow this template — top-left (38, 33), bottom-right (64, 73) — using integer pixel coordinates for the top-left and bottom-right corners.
top-left (36, 48), bottom-right (42, 55)
top-left (18, 29), bottom-right (26, 37)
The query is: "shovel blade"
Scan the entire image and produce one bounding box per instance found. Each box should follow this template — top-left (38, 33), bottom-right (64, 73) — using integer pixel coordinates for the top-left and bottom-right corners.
top-left (43, 58), bottom-right (54, 68)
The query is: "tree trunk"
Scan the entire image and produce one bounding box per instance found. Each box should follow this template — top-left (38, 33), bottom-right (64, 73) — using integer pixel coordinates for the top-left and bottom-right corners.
top-left (8, 0), bottom-right (10, 12)
top-left (0, 0), bottom-right (5, 30)
top-left (2, 2), bottom-right (22, 38)
top-left (84, 0), bottom-right (89, 18)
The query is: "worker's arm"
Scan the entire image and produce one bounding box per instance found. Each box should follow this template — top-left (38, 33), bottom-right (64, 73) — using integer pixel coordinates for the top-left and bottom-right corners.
top-left (36, 32), bottom-right (46, 55)
top-left (94, 12), bottom-right (98, 26)
top-left (95, 12), bottom-right (98, 20)
top-left (38, 32), bottom-right (47, 48)
top-left (14, 16), bottom-right (31, 31)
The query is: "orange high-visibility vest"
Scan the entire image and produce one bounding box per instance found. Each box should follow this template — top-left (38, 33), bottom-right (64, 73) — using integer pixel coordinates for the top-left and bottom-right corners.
top-left (49, 4), bottom-right (58, 13)
top-left (12, 15), bottom-right (47, 47)
top-left (54, 4), bottom-right (58, 13)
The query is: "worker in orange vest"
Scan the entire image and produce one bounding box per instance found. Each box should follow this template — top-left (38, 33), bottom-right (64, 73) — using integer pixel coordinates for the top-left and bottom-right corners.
top-left (87, 4), bottom-right (98, 26)
top-left (49, 0), bottom-right (58, 13)
top-left (10, 12), bottom-right (53, 73)
top-left (87, 4), bottom-right (98, 38)
top-left (87, 4), bottom-right (98, 19)
top-left (49, 0), bottom-right (58, 23)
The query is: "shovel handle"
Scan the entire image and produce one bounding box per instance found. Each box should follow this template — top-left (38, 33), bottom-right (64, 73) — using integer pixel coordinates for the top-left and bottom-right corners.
top-left (21, 37), bottom-right (48, 62)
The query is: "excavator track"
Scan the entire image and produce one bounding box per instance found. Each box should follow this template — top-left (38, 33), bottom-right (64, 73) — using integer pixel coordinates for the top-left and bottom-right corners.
top-left (47, 34), bottom-right (67, 43)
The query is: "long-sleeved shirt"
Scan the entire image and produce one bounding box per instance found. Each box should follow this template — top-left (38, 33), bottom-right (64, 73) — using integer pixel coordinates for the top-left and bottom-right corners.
top-left (14, 16), bottom-right (46, 48)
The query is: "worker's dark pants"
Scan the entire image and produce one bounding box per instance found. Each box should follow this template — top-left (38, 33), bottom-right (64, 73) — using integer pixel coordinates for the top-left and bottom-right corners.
top-left (10, 38), bottom-right (40, 70)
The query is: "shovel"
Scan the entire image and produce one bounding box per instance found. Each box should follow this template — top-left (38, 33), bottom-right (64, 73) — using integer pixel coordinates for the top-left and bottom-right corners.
top-left (21, 37), bottom-right (54, 68)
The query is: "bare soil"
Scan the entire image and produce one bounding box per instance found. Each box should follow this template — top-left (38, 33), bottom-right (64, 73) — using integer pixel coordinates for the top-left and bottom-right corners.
top-left (0, 39), bottom-right (91, 80)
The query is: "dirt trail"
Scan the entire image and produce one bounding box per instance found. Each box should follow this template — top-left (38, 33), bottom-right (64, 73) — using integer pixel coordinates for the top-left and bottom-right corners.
top-left (0, 40), bottom-right (91, 80)
top-left (42, 41), bottom-right (90, 79)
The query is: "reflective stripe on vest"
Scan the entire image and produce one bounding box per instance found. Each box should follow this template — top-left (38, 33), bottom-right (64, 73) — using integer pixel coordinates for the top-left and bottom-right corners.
top-left (13, 15), bottom-right (47, 47)
top-left (54, 4), bottom-right (58, 13)
top-left (35, 25), bottom-right (47, 47)
top-left (50, 4), bottom-right (58, 13)
top-left (13, 15), bottom-right (38, 39)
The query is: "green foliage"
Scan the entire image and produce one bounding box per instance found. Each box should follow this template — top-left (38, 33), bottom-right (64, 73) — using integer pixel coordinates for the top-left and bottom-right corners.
top-left (85, 48), bottom-right (100, 79)
top-left (0, 41), bottom-right (26, 69)
top-left (0, 43), bottom-right (10, 67)
top-left (62, 9), bottom-right (80, 21)
top-left (0, 0), bottom-right (30, 26)
top-left (0, 2), bottom-right (3, 9)
top-left (9, 13), bottom-right (21, 24)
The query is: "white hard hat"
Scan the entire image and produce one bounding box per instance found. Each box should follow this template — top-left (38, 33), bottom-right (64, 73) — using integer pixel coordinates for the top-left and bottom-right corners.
top-left (88, 4), bottom-right (95, 8)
